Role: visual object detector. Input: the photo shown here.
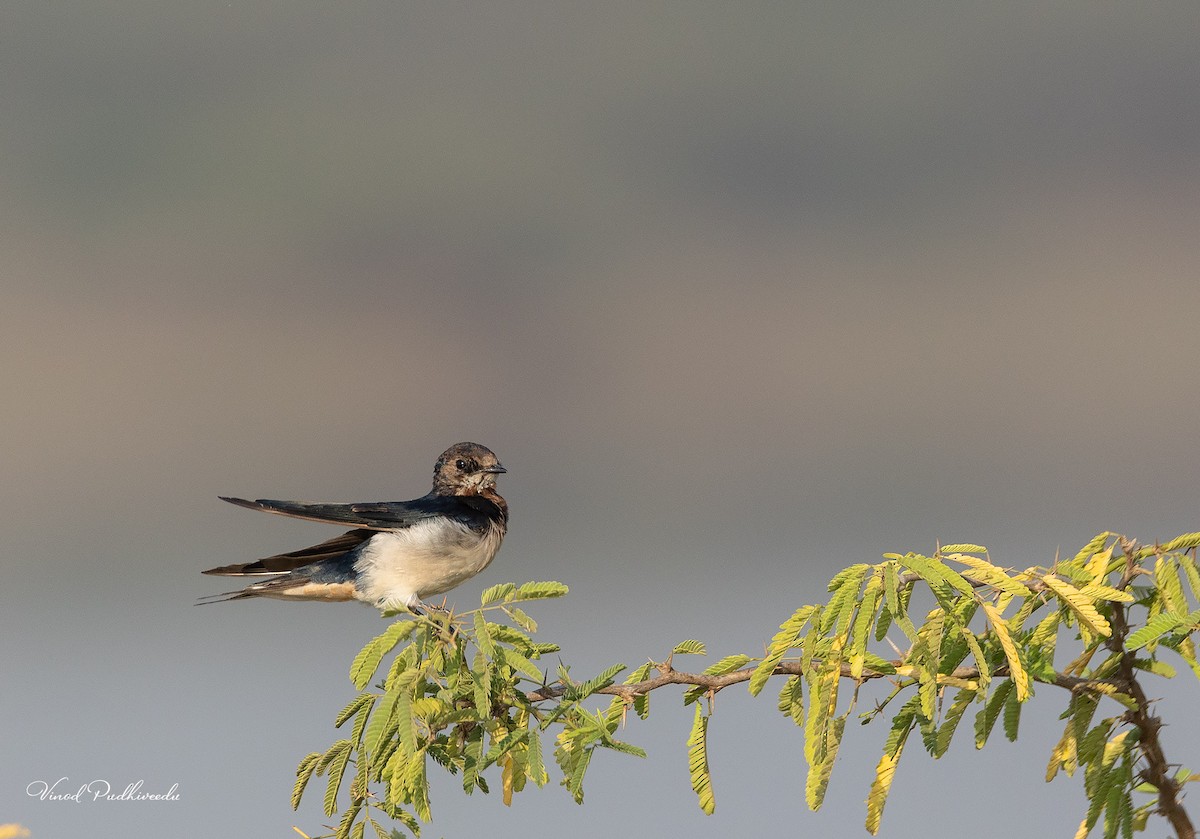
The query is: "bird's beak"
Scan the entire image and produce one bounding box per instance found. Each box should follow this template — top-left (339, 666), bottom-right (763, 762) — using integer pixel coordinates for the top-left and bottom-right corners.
top-left (482, 464), bottom-right (507, 474)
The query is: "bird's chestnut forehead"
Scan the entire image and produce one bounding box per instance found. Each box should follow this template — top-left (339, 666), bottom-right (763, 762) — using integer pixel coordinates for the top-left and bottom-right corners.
top-left (434, 442), bottom-right (501, 473)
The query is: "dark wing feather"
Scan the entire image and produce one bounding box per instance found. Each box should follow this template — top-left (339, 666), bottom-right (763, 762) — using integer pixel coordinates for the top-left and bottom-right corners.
top-left (202, 528), bottom-right (372, 576)
top-left (218, 495), bottom-right (459, 530)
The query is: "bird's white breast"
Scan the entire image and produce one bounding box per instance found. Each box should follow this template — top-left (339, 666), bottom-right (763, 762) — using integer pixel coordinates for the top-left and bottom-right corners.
top-left (352, 518), bottom-right (504, 610)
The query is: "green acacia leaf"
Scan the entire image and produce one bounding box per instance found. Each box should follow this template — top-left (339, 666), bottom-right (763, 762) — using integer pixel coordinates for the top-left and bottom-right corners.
top-left (335, 801), bottom-right (362, 839)
top-left (565, 663), bottom-right (627, 701)
top-left (527, 727), bottom-right (547, 787)
top-left (351, 621), bottom-right (418, 690)
top-left (1126, 611), bottom-right (1187, 651)
top-left (940, 543), bottom-right (988, 554)
top-left (505, 606), bottom-right (538, 633)
top-left (1042, 574), bottom-right (1111, 637)
top-left (687, 705), bottom-right (715, 814)
top-left (1003, 681), bottom-right (1022, 741)
top-left (292, 752), bottom-right (322, 810)
top-left (512, 581), bottom-right (569, 600)
top-left (1177, 554), bottom-right (1200, 602)
top-left (685, 654), bottom-right (753, 704)
top-left (975, 680), bottom-right (1013, 749)
top-left (1155, 557), bottom-right (1189, 616)
top-left (806, 716), bottom-right (844, 811)
top-left (945, 554), bottom-right (1030, 597)
top-left (822, 566), bottom-right (869, 636)
top-left (749, 604), bottom-right (817, 697)
top-left (777, 675), bottom-right (804, 726)
top-left (672, 639), bottom-right (707, 655)
top-left (363, 690), bottom-right (400, 762)
top-left (935, 689), bottom-right (976, 757)
top-left (866, 736), bottom-right (904, 834)
top-left (828, 563), bottom-right (871, 591)
top-left (1073, 532), bottom-right (1113, 565)
top-left (480, 583), bottom-right (516, 606)
top-left (896, 553), bottom-right (976, 600)
top-left (481, 728), bottom-right (530, 769)
top-left (335, 693), bottom-right (376, 729)
top-left (1159, 532), bottom-right (1200, 553)
top-left (981, 602), bottom-right (1031, 701)
top-left (849, 574), bottom-right (884, 679)
top-left (322, 739), bottom-right (354, 816)
top-left (473, 612), bottom-right (496, 658)
top-left (498, 646), bottom-right (545, 682)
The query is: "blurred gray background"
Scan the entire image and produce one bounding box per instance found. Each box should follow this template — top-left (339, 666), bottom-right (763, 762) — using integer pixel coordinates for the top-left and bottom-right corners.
top-left (3, 3), bottom-right (1198, 838)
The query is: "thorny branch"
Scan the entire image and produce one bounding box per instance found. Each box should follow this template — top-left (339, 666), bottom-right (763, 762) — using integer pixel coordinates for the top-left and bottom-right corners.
top-left (524, 658), bottom-right (1117, 704)
top-left (1109, 539), bottom-right (1195, 839)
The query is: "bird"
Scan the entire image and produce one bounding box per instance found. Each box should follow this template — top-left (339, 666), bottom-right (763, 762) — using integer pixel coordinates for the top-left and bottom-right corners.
top-left (199, 442), bottom-right (507, 613)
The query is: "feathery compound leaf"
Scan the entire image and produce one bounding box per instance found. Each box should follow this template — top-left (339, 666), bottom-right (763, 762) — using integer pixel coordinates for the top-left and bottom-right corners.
top-left (1029, 611), bottom-right (1061, 648)
top-left (363, 690), bottom-right (400, 761)
top-left (623, 661), bottom-right (653, 719)
top-left (322, 740), bottom-right (354, 817)
top-left (1074, 532), bottom-right (1113, 566)
top-left (849, 574), bottom-right (884, 679)
top-left (505, 606), bottom-right (538, 633)
top-left (1154, 557), bottom-right (1189, 616)
top-left (335, 693), bottom-right (377, 729)
top-left (1159, 532), bottom-right (1200, 553)
top-left (940, 543), bottom-right (987, 554)
top-left (512, 581), bottom-right (569, 600)
top-left (672, 639), bottom-right (707, 656)
top-left (822, 566), bottom-right (869, 636)
top-left (292, 752), bottom-right (322, 810)
top-left (1041, 574), bottom-right (1111, 637)
top-left (1178, 554), bottom-right (1200, 602)
top-left (897, 553), bottom-right (976, 602)
top-left (565, 746), bottom-right (592, 804)
top-left (473, 612), bottom-right (496, 658)
top-left (706, 653), bottom-right (753, 675)
top-left (828, 563), bottom-right (871, 591)
top-left (806, 716), bottom-right (844, 811)
top-left (565, 663), bottom-right (628, 701)
top-left (959, 626), bottom-right (990, 688)
top-left (981, 602), bottom-right (1031, 701)
top-left (480, 583), bottom-right (516, 606)
top-left (1125, 611), bottom-right (1187, 651)
top-left (686, 705), bottom-right (715, 815)
top-left (777, 675), bottom-right (805, 726)
top-left (1003, 681), bottom-right (1022, 741)
top-left (866, 721), bottom-right (910, 835)
top-left (335, 802), bottom-right (361, 839)
top-left (351, 621), bottom-right (417, 690)
top-left (497, 647), bottom-right (545, 683)
top-left (749, 604), bottom-right (817, 696)
top-left (685, 654), bottom-right (754, 705)
top-left (526, 727), bottom-right (547, 787)
top-left (935, 689), bottom-right (976, 757)
top-left (975, 680), bottom-right (1013, 749)
top-left (945, 554), bottom-right (1030, 597)
top-left (1047, 717), bottom-right (1079, 782)
top-left (1077, 584), bottom-right (1134, 603)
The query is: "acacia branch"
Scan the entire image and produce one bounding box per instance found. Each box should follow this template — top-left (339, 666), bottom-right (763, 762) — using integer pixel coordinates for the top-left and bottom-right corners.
top-left (1109, 539), bottom-right (1195, 839)
top-left (524, 658), bottom-right (1117, 703)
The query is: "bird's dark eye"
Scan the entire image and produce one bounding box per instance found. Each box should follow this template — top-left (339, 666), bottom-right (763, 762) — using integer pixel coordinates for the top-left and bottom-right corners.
top-left (455, 459), bottom-right (468, 471)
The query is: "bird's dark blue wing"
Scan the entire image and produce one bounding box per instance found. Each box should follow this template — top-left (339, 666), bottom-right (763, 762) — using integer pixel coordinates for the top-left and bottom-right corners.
top-left (219, 494), bottom-right (502, 531)
top-left (202, 528), bottom-right (372, 576)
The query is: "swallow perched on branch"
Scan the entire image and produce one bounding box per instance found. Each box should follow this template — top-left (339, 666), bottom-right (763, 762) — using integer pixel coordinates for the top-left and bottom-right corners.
top-left (200, 442), bottom-right (507, 613)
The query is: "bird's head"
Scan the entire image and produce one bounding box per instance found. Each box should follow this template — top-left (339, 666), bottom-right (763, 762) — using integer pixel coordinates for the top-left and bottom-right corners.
top-left (432, 442), bottom-right (506, 494)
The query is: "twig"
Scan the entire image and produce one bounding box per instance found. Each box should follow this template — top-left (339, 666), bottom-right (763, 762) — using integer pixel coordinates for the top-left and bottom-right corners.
top-left (1109, 539), bottom-right (1195, 839)
top-left (524, 658), bottom-right (1118, 703)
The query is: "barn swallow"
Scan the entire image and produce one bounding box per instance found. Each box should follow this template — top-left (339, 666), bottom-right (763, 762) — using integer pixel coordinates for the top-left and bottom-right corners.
top-left (200, 442), bottom-right (507, 613)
